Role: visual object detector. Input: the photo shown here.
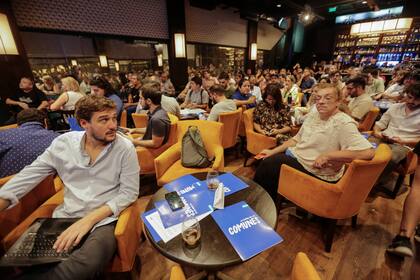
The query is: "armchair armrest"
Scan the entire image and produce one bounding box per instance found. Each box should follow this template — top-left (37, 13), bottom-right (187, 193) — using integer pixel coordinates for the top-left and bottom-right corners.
top-left (246, 131), bottom-right (276, 155)
top-left (278, 165), bottom-right (342, 217)
top-left (154, 143), bottom-right (181, 181)
top-left (113, 199), bottom-right (142, 272)
top-left (211, 145), bottom-right (224, 171)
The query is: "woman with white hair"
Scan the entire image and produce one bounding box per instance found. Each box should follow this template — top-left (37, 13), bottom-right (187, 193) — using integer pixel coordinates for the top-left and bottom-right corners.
top-left (50, 77), bottom-right (85, 111)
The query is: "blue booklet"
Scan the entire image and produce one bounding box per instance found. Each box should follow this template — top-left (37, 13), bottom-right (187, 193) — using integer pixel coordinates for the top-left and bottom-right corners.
top-left (211, 201), bottom-right (283, 261)
top-left (164, 173), bottom-right (248, 197)
top-left (211, 173), bottom-right (248, 196)
top-left (155, 188), bottom-right (214, 228)
top-left (140, 209), bottom-right (162, 242)
top-left (164, 174), bottom-right (201, 194)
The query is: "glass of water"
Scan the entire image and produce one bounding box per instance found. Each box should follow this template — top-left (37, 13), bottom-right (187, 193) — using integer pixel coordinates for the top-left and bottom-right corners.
top-left (182, 217), bottom-right (201, 248)
top-left (206, 169), bottom-right (220, 190)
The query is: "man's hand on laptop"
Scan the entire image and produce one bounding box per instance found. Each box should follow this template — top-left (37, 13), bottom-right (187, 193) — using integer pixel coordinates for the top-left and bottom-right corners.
top-left (53, 216), bottom-right (95, 253)
top-left (0, 198), bottom-right (10, 211)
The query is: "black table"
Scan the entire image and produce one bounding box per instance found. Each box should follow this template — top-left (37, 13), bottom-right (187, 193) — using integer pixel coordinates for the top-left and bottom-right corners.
top-left (144, 172), bottom-right (278, 278)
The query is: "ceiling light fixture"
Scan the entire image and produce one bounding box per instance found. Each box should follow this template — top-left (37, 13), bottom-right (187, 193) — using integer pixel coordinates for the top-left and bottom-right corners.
top-left (298, 5), bottom-right (316, 25)
top-left (277, 4), bottom-right (281, 8)
top-left (362, 1), bottom-right (367, 4)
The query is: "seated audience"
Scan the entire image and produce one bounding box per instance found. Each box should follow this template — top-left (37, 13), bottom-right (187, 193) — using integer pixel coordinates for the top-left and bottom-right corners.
top-left (79, 73), bottom-right (91, 95)
top-left (160, 72), bottom-right (175, 96)
top-left (339, 76), bottom-right (373, 122)
top-left (386, 142), bottom-right (420, 258)
top-left (374, 71), bottom-right (408, 101)
top-left (130, 85), bottom-right (170, 148)
top-left (294, 85), bottom-right (319, 125)
top-left (232, 79), bottom-right (256, 109)
top-left (136, 81), bottom-right (181, 118)
top-left (282, 75), bottom-right (300, 106)
top-left (372, 83), bottom-right (420, 184)
top-left (202, 70), bottom-right (218, 92)
top-left (364, 69), bottom-right (385, 98)
top-left (297, 68), bottom-right (317, 104)
top-left (50, 77), bottom-right (85, 111)
top-left (38, 75), bottom-right (60, 96)
top-left (249, 75), bottom-right (262, 103)
top-left (218, 72), bottom-right (236, 99)
top-left (6, 77), bottom-right (49, 112)
top-left (253, 83), bottom-right (292, 145)
top-left (0, 109), bottom-right (59, 178)
top-left (180, 76), bottom-right (209, 109)
top-left (207, 85), bottom-right (237, 122)
top-left (254, 84), bottom-right (374, 200)
top-left (90, 77), bottom-right (123, 120)
top-left (0, 95), bottom-right (139, 279)
top-left (329, 70), bottom-right (345, 91)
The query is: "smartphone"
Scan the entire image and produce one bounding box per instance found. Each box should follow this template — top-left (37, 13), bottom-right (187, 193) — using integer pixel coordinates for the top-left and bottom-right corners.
top-left (165, 191), bottom-right (185, 211)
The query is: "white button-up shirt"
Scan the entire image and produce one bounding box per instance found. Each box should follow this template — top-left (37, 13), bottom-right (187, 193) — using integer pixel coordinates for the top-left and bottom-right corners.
top-left (0, 131), bottom-right (140, 229)
top-left (375, 103), bottom-right (420, 142)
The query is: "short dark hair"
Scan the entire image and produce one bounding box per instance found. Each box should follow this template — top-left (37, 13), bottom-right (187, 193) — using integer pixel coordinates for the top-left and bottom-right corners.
top-left (218, 72), bottom-right (229, 80)
top-left (209, 85), bottom-right (226, 96)
top-left (191, 76), bottom-right (202, 86)
top-left (346, 75), bottom-right (366, 89)
top-left (141, 84), bottom-right (162, 105)
top-left (75, 95), bottom-right (116, 124)
top-left (17, 108), bottom-right (46, 126)
top-left (89, 76), bottom-right (116, 97)
top-left (405, 82), bottom-right (420, 99)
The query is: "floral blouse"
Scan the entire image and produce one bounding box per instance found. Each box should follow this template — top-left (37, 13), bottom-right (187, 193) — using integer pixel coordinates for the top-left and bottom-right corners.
top-left (253, 101), bottom-right (292, 145)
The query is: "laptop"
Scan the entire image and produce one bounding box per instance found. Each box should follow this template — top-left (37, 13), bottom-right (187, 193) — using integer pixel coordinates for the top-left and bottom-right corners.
top-left (0, 218), bottom-right (79, 266)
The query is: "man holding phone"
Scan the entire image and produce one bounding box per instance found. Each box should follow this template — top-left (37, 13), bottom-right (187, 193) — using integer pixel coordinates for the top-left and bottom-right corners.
top-left (0, 95), bottom-right (139, 279)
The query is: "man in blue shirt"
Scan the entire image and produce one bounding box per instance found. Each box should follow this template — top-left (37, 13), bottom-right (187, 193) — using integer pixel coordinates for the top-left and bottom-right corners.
top-left (0, 109), bottom-right (59, 178)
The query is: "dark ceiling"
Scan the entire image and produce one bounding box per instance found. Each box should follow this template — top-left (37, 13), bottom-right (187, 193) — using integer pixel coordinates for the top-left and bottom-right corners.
top-left (189, 0), bottom-right (407, 22)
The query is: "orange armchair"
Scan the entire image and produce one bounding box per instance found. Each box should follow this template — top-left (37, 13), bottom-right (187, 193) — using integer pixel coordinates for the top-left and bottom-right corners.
top-left (119, 110), bottom-right (127, 127)
top-left (218, 108), bottom-right (242, 149)
top-left (132, 113), bottom-right (148, 128)
top-left (278, 144), bottom-right (391, 252)
top-left (0, 175), bottom-right (59, 247)
top-left (154, 120), bottom-right (224, 186)
top-left (136, 114), bottom-right (178, 174)
top-left (291, 252), bottom-right (321, 280)
top-left (2, 189), bottom-right (150, 273)
top-left (390, 150), bottom-right (418, 198)
top-left (242, 108), bottom-right (276, 166)
top-left (358, 107), bottom-right (379, 132)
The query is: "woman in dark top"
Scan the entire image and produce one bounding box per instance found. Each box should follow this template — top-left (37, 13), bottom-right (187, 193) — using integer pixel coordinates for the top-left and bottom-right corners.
top-left (253, 83), bottom-right (292, 145)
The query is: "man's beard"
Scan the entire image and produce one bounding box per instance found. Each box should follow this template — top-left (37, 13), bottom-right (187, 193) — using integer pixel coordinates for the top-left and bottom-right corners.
top-left (92, 129), bottom-right (116, 144)
top-left (143, 103), bottom-right (150, 111)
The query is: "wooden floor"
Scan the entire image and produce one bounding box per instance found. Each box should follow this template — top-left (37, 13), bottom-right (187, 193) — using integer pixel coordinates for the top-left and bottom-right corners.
top-left (121, 152), bottom-right (420, 280)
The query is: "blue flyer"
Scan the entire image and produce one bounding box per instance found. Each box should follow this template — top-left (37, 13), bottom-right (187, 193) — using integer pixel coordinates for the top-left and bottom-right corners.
top-left (155, 188), bottom-right (214, 228)
top-left (211, 201), bottom-right (283, 261)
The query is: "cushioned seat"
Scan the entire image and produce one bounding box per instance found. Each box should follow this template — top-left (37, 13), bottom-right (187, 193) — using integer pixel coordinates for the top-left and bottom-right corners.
top-left (278, 144), bottom-right (392, 252)
top-left (154, 120), bottom-right (224, 186)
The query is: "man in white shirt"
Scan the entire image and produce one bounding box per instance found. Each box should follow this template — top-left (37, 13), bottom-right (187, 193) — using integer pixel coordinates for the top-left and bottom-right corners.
top-left (373, 83), bottom-right (420, 184)
top-left (0, 95), bottom-right (140, 279)
top-left (249, 75), bottom-right (262, 102)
